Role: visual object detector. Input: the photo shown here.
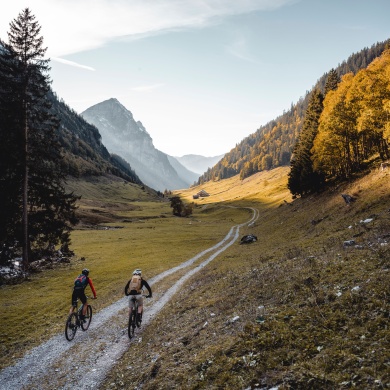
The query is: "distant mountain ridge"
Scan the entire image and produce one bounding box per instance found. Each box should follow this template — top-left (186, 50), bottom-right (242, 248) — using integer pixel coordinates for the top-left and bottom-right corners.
top-left (175, 154), bottom-right (224, 175)
top-left (81, 98), bottom-right (198, 191)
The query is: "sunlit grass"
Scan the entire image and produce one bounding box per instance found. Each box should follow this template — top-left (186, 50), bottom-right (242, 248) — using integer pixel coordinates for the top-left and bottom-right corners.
top-left (103, 167), bottom-right (390, 389)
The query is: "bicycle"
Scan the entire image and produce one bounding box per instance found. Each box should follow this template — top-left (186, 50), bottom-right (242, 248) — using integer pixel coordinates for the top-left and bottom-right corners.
top-left (65, 297), bottom-right (94, 341)
top-left (128, 295), bottom-right (148, 339)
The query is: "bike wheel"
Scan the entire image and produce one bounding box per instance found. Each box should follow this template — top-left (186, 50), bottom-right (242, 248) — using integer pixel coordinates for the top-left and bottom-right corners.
top-left (81, 305), bottom-right (92, 331)
top-left (65, 313), bottom-right (78, 341)
top-left (128, 310), bottom-right (136, 339)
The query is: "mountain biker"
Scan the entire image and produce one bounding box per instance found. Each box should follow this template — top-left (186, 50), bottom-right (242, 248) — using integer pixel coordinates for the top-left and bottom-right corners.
top-left (69, 268), bottom-right (97, 320)
top-left (124, 269), bottom-right (152, 327)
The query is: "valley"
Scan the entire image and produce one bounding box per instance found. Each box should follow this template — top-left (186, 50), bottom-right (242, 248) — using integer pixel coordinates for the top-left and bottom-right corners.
top-left (0, 165), bottom-right (389, 389)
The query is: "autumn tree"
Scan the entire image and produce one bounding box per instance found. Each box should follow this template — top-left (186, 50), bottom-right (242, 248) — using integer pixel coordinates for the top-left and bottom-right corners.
top-left (313, 50), bottom-right (390, 181)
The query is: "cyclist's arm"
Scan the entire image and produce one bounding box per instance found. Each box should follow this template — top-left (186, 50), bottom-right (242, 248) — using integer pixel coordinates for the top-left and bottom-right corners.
top-left (124, 280), bottom-right (130, 296)
top-left (88, 278), bottom-right (97, 298)
top-left (142, 280), bottom-right (152, 297)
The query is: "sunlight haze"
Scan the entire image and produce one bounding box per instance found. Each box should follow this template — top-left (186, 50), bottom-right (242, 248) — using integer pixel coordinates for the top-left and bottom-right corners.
top-left (1, 0), bottom-right (389, 156)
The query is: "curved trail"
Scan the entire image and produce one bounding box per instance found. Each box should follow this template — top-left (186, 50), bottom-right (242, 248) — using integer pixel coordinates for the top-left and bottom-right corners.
top-left (0, 208), bottom-right (259, 390)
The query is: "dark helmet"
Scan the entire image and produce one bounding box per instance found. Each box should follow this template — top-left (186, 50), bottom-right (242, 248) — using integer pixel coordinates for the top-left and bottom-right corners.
top-left (82, 268), bottom-right (89, 276)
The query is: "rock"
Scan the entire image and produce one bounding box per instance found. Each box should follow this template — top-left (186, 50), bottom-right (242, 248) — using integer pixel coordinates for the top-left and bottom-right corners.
top-left (240, 234), bottom-right (257, 244)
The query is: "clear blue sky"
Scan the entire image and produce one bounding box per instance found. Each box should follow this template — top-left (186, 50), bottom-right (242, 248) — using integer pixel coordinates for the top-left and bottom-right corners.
top-left (1, 0), bottom-right (389, 157)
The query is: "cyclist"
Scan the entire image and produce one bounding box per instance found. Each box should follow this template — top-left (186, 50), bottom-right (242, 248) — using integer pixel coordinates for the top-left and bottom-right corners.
top-left (69, 268), bottom-right (97, 320)
top-left (124, 269), bottom-right (152, 326)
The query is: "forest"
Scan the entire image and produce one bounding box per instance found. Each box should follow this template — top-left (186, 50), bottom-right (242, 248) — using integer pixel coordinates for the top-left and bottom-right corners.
top-left (197, 40), bottom-right (390, 190)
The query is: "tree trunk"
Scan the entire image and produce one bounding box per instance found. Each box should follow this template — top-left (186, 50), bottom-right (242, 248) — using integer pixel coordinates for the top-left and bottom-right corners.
top-left (22, 102), bottom-right (29, 270)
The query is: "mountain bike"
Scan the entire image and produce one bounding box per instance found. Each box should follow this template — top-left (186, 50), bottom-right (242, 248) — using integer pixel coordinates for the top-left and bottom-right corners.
top-left (65, 297), bottom-right (95, 341)
top-left (128, 295), bottom-right (148, 339)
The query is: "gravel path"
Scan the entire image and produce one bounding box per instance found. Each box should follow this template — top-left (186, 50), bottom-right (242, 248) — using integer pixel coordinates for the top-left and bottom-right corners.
top-left (0, 208), bottom-right (258, 390)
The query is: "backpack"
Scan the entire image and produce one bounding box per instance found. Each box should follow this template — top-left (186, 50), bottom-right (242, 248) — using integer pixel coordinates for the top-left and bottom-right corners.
top-left (74, 274), bottom-right (87, 288)
top-left (129, 274), bottom-right (142, 292)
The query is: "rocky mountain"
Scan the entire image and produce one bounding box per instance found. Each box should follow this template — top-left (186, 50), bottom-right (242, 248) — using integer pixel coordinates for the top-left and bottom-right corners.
top-left (167, 156), bottom-right (200, 186)
top-left (49, 93), bottom-right (142, 184)
top-left (175, 154), bottom-right (224, 175)
top-left (81, 98), bottom-right (196, 191)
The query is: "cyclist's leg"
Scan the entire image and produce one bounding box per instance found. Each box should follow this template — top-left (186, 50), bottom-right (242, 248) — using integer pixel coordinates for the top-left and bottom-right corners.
top-left (79, 291), bottom-right (87, 317)
top-left (136, 295), bottom-right (144, 325)
top-left (136, 295), bottom-right (144, 314)
top-left (128, 295), bottom-right (135, 317)
top-left (69, 290), bottom-right (78, 315)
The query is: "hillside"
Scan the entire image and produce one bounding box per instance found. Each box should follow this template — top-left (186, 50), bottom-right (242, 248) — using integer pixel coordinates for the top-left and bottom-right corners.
top-left (50, 93), bottom-right (143, 184)
top-left (104, 166), bottom-right (389, 389)
top-left (197, 39), bottom-right (390, 185)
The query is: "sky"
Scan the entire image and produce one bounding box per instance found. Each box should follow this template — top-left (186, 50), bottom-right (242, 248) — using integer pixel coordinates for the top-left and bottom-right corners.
top-left (1, 0), bottom-right (390, 157)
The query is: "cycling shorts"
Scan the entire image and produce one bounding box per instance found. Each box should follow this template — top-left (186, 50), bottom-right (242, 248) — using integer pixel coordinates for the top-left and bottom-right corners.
top-left (72, 287), bottom-right (87, 307)
top-left (128, 294), bottom-right (143, 308)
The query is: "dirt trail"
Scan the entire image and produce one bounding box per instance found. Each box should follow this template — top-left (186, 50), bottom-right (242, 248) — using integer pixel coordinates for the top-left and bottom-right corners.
top-left (0, 208), bottom-right (258, 390)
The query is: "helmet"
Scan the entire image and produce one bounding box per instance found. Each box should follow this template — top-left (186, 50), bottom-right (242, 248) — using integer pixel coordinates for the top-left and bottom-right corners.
top-left (82, 268), bottom-right (89, 276)
top-left (133, 269), bottom-right (141, 275)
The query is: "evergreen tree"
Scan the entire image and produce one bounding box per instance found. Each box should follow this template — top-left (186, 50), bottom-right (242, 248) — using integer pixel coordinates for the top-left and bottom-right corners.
top-left (324, 68), bottom-right (340, 95)
top-left (288, 88), bottom-right (325, 197)
top-left (0, 9), bottom-right (78, 268)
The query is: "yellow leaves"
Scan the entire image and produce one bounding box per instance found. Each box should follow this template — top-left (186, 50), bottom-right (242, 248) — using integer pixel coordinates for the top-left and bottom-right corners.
top-left (313, 50), bottom-right (390, 178)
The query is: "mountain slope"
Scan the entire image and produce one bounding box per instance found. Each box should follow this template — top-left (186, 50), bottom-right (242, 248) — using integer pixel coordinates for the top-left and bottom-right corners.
top-left (50, 93), bottom-right (142, 184)
top-left (197, 39), bottom-right (390, 184)
top-left (105, 166), bottom-right (390, 389)
top-left (167, 155), bottom-right (200, 186)
top-left (81, 98), bottom-right (193, 191)
top-left (175, 153), bottom-right (224, 175)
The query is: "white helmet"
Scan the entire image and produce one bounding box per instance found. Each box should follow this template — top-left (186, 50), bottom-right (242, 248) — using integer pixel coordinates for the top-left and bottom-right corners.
top-left (133, 269), bottom-right (141, 275)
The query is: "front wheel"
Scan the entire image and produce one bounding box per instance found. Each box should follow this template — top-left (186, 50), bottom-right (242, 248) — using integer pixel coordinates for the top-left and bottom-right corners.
top-left (65, 313), bottom-right (77, 341)
top-left (81, 305), bottom-right (92, 331)
top-left (128, 310), bottom-right (136, 339)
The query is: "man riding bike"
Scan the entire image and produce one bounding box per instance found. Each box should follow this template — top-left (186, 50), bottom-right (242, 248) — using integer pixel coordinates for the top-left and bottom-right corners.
top-left (69, 268), bottom-right (97, 320)
top-left (124, 269), bottom-right (152, 326)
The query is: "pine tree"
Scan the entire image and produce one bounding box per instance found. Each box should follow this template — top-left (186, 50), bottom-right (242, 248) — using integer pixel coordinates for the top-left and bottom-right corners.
top-left (324, 68), bottom-right (340, 95)
top-left (0, 9), bottom-right (78, 268)
top-left (288, 88), bottom-right (325, 197)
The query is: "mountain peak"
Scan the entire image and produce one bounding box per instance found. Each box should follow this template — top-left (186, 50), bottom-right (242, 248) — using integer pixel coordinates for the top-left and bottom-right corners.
top-left (81, 98), bottom-right (192, 191)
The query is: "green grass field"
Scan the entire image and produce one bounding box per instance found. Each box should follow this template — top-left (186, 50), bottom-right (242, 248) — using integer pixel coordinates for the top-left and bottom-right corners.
top-left (0, 175), bottom-right (250, 369)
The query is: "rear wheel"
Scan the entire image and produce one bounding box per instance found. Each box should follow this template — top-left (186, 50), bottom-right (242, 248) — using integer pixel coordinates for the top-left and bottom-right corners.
top-left (128, 309), bottom-right (136, 339)
top-left (65, 313), bottom-right (77, 341)
top-left (81, 305), bottom-right (92, 331)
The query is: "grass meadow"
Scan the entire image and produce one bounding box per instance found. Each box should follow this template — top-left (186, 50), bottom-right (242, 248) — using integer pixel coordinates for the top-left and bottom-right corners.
top-left (0, 175), bottom-right (250, 369)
